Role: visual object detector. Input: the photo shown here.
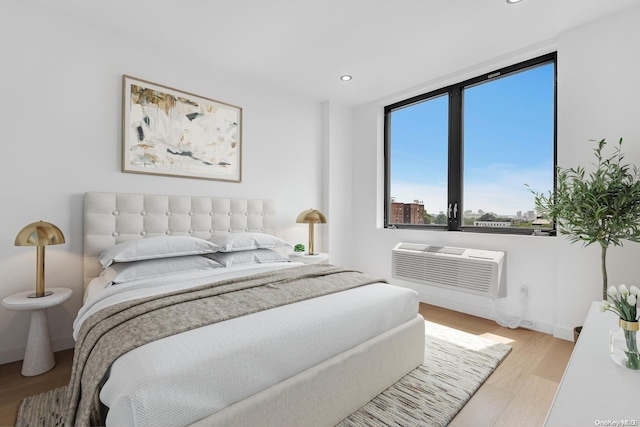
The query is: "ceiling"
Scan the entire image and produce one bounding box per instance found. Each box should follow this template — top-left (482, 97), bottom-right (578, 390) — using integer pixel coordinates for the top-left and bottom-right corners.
top-left (22, 0), bottom-right (639, 106)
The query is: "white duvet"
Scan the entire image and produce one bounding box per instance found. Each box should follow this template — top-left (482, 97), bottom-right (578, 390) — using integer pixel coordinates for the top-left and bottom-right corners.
top-left (75, 263), bottom-right (419, 427)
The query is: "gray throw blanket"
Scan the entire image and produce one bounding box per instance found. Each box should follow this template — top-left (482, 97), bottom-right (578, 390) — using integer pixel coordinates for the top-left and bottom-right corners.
top-left (65, 264), bottom-right (384, 426)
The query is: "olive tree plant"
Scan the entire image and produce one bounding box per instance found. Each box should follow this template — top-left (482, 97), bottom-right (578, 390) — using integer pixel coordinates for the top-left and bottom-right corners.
top-left (529, 138), bottom-right (640, 300)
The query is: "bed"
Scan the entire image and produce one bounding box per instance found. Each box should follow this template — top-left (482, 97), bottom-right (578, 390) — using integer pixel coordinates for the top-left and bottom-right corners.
top-left (75, 191), bottom-right (425, 427)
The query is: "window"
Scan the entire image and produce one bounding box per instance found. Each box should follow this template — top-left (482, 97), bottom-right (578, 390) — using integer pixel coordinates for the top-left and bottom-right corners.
top-left (384, 53), bottom-right (556, 234)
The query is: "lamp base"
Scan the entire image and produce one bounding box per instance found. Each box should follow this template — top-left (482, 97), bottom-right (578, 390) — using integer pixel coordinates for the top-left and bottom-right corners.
top-left (27, 291), bottom-right (53, 298)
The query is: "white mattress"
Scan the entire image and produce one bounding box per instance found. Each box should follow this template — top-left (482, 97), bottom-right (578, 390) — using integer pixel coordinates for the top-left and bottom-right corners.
top-left (75, 264), bottom-right (419, 427)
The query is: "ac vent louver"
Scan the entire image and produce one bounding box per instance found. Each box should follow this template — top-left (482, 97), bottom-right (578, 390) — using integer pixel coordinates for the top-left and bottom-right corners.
top-left (392, 243), bottom-right (506, 298)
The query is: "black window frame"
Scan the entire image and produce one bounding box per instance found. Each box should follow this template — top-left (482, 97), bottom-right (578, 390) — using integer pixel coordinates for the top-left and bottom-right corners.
top-left (383, 52), bottom-right (557, 235)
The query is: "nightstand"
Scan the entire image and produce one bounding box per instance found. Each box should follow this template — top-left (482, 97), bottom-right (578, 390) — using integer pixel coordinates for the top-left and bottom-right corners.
top-left (289, 252), bottom-right (329, 264)
top-left (1, 287), bottom-right (72, 376)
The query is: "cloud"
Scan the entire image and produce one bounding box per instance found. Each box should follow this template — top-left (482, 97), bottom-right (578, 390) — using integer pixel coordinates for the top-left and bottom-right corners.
top-left (391, 162), bottom-right (551, 216)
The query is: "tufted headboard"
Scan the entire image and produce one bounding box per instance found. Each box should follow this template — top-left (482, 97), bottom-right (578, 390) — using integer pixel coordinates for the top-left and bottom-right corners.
top-left (83, 192), bottom-right (277, 289)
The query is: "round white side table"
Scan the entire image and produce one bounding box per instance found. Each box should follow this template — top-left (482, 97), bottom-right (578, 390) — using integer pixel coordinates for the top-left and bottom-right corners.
top-left (289, 252), bottom-right (330, 265)
top-left (1, 287), bottom-right (72, 376)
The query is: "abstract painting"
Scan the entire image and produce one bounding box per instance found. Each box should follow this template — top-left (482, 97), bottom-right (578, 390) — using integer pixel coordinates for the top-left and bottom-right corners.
top-left (122, 75), bottom-right (242, 182)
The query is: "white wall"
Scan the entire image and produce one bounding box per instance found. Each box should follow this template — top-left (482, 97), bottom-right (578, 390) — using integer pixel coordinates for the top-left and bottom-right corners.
top-left (322, 101), bottom-right (353, 264)
top-left (347, 4), bottom-right (640, 341)
top-left (554, 5), bottom-right (640, 338)
top-left (0, 2), bottom-right (324, 363)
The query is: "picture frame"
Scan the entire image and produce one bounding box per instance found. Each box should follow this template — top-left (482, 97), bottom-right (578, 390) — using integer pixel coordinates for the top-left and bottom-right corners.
top-left (122, 75), bottom-right (242, 182)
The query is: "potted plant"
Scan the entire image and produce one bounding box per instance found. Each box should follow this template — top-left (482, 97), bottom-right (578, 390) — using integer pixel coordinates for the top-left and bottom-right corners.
top-left (529, 139), bottom-right (640, 336)
top-left (293, 243), bottom-right (306, 253)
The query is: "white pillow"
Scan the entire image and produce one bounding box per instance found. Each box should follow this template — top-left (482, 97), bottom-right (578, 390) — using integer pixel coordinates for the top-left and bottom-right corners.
top-left (209, 232), bottom-right (291, 252)
top-left (101, 255), bottom-right (222, 285)
top-left (204, 249), bottom-right (290, 267)
top-left (99, 236), bottom-right (222, 268)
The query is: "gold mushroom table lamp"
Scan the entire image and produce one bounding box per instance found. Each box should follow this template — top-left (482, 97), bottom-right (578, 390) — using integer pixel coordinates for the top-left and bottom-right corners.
top-left (15, 221), bottom-right (66, 298)
top-left (296, 209), bottom-right (327, 256)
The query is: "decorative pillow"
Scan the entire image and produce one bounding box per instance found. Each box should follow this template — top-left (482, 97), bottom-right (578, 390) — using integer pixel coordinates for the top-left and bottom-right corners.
top-left (100, 255), bottom-right (222, 285)
top-left (99, 236), bottom-right (222, 268)
top-left (203, 249), bottom-right (291, 267)
top-left (208, 232), bottom-right (291, 252)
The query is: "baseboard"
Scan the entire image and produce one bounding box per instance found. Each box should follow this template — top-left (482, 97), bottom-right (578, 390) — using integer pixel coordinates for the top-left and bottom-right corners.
top-left (0, 336), bottom-right (75, 365)
top-left (553, 325), bottom-right (576, 342)
top-left (410, 288), bottom-right (555, 336)
top-left (0, 347), bottom-right (26, 365)
top-left (52, 335), bottom-right (75, 353)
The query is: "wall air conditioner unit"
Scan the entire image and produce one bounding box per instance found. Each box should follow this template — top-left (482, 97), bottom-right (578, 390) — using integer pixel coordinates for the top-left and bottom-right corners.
top-left (392, 243), bottom-right (506, 298)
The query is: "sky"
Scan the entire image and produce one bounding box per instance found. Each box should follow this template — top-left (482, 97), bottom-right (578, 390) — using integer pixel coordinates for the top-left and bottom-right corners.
top-left (390, 62), bottom-right (555, 217)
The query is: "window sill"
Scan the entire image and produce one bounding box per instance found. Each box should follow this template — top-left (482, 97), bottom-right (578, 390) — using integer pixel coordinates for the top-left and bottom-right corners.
top-left (386, 224), bottom-right (555, 237)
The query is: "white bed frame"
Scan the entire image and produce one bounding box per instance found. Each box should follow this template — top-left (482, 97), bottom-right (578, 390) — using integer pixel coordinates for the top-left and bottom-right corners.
top-left (83, 191), bottom-right (425, 427)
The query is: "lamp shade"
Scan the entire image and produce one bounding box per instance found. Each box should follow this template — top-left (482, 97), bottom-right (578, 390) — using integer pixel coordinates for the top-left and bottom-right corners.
top-left (15, 221), bottom-right (65, 247)
top-left (296, 209), bottom-right (327, 225)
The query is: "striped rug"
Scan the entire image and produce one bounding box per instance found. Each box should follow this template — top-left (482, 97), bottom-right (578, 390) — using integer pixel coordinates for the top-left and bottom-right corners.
top-left (339, 321), bottom-right (511, 426)
top-left (17, 321), bottom-right (510, 427)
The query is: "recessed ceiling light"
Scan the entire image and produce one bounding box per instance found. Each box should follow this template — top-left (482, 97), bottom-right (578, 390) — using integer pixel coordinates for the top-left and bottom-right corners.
top-left (506, 0), bottom-right (523, 3)
top-left (340, 74), bottom-right (352, 81)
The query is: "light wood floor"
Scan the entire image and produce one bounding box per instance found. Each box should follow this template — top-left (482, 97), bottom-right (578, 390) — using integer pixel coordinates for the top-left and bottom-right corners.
top-left (420, 304), bottom-right (575, 427)
top-left (0, 303), bottom-right (574, 427)
top-left (0, 348), bottom-right (73, 427)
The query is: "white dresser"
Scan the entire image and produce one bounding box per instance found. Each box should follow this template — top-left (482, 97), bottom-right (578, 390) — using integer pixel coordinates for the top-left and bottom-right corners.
top-left (545, 301), bottom-right (640, 426)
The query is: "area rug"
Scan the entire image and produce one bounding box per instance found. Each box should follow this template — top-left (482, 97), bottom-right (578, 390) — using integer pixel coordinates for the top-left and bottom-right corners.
top-left (16, 321), bottom-right (511, 427)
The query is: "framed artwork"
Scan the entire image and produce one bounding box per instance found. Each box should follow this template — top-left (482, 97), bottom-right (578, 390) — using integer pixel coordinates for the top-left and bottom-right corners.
top-left (122, 75), bottom-right (242, 182)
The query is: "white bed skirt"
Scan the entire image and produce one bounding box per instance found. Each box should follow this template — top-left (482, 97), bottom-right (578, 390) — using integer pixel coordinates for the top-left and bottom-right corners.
top-left (191, 314), bottom-right (425, 427)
